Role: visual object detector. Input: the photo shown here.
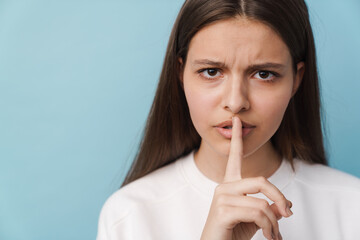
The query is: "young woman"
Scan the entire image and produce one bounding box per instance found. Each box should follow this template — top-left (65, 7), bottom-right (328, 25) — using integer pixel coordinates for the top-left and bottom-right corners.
top-left (97, 0), bottom-right (360, 239)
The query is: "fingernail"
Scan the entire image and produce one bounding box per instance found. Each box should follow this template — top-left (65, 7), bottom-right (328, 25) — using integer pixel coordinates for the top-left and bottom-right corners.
top-left (286, 205), bottom-right (293, 216)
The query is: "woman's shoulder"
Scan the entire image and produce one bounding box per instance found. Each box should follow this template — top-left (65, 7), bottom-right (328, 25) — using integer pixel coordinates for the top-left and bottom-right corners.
top-left (293, 159), bottom-right (360, 193)
top-left (99, 154), bottom-right (191, 223)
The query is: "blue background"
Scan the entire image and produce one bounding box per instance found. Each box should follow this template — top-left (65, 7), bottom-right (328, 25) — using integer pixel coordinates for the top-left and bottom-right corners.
top-left (1, 0), bottom-right (359, 239)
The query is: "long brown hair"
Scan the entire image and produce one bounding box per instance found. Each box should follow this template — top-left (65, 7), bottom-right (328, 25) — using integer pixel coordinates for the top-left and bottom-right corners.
top-left (121, 0), bottom-right (327, 187)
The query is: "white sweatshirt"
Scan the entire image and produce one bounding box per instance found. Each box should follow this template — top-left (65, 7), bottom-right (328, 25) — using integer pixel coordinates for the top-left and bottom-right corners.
top-left (97, 151), bottom-right (360, 240)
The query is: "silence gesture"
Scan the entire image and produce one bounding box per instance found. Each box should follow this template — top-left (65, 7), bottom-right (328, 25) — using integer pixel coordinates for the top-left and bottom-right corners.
top-left (200, 116), bottom-right (293, 240)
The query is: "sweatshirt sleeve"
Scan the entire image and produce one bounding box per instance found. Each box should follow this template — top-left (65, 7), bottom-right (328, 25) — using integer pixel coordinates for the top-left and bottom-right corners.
top-left (96, 203), bottom-right (110, 240)
top-left (96, 196), bottom-right (114, 240)
top-left (96, 191), bottom-right (134, 240)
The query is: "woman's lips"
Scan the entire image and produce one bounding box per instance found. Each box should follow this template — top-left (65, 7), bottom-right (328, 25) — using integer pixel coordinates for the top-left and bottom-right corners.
top-left (215, 126), bottom-right (255, 139)
top-left (215, 119), bottom-right (255, 139)
top-left (215, 120), bottom-right (255, 128)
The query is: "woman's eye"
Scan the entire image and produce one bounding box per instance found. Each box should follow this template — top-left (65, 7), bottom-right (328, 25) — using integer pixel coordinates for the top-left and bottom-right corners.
top-left (200, 68), bottom-right (221, 79)
top-left (254, 71), bottom-right (276, 81)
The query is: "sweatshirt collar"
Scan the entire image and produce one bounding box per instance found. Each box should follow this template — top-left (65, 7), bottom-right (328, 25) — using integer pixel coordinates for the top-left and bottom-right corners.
top-left (178, 150), bottom-right (295, 197)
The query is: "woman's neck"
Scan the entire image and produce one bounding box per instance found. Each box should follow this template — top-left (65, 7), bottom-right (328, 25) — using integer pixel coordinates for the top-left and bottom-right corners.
top-left (194, 140), bottom-right (282, 183)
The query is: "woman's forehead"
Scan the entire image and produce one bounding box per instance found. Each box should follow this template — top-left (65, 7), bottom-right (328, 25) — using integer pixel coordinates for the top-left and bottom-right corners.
top-left (186, 17), bottom-right (292, 68)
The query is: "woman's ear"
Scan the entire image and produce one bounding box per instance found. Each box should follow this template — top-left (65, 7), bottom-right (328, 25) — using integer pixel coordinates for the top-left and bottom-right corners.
top-left (292, 61), bottom-right (305, 97)
top-left (178, 57), bottom-right (184, 89)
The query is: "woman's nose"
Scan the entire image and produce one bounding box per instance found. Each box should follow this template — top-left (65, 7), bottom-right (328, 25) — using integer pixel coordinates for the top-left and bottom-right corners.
top-left (223, 78), bottom-right (250, 113)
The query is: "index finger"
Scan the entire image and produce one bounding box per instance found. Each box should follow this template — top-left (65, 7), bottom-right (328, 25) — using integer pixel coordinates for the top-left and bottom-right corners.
top-left (223, 116), bottom-right (243, 183)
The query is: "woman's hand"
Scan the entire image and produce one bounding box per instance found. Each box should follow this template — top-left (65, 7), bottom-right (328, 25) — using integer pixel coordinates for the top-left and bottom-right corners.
top-left (200, 116), bottom-right (293, 240)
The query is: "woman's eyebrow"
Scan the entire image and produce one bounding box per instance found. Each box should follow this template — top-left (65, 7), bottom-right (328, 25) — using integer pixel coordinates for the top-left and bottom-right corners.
top-left (247, 63), bottom-right (286, 71)
top-left (192, 59), bottom-right (286, 70)
top-left (192, 59), bottom-right (226, 68)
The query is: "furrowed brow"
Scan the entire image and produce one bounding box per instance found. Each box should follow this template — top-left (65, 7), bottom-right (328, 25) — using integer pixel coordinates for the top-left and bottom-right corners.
top-left (192, 60), bottom-right (286, 71)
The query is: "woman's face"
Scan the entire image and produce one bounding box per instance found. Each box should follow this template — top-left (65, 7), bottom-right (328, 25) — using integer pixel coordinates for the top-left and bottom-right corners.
top-left (181, 17), bottom-right (304, 159)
